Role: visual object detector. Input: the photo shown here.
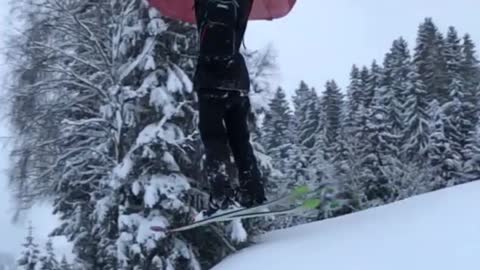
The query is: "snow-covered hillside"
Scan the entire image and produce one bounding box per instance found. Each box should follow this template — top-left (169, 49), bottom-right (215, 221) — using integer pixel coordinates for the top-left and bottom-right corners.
top-left (213, 181), bottom-right (480, 270)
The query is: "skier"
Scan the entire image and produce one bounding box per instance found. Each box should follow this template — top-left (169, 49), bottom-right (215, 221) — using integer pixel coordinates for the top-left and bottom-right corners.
top-left (147, 0), bottom-right (297, 215)
top-left (192, 0), bottom-right (266, 214)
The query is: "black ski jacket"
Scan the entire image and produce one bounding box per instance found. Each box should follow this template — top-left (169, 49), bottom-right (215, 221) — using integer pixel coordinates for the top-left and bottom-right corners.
top-left (193, 0), bottom-right (253, 93)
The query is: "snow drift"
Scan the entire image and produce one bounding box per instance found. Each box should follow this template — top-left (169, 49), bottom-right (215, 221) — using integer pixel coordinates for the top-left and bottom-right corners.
top-left (213, 181), bottom-right (480, 270)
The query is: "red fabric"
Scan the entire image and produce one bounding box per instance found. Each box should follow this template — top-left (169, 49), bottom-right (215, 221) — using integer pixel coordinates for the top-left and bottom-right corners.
top-left (148, 0), bottom-right (296, 24)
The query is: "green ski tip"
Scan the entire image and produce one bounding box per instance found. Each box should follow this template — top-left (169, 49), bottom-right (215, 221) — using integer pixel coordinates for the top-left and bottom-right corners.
top-left (302, 198), bottom-right (321, 209)
top-left (293, 185), bottom-right (310, 197)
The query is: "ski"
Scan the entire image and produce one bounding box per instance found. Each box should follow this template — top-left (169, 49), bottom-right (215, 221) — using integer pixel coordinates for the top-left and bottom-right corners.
top-left (151, 184), bottom-right (330, 233)
top-left (169, 198), bottom-right (322, 233)
top-left (151, 185), bottom-right (311, 233)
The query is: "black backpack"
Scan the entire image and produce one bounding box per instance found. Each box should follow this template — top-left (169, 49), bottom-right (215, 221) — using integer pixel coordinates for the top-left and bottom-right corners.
top-left (197, 0), bottom-right (241, 69)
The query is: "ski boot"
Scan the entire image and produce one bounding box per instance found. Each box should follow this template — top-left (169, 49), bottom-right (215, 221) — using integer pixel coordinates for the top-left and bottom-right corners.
top-left (203, 192), bottom-right (242, 218)
top-left (236, 179), bottom-right (267, 208)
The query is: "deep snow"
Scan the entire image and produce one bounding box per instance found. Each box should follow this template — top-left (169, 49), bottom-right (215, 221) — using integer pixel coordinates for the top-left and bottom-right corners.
top-left (213, 181), bottom-right (480, 270)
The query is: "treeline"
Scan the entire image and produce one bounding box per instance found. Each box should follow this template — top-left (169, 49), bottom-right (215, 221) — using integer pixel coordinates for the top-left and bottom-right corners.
top-left (261, 18), bottom-right (480, 218)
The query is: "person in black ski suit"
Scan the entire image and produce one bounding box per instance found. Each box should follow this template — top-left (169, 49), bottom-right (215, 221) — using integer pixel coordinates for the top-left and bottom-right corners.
top-left (193, 0), bottom-right (266, 213)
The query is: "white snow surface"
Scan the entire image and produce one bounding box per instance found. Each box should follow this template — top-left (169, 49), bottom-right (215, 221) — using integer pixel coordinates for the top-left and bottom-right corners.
top-left (214, 181), bottom-right (480, 270)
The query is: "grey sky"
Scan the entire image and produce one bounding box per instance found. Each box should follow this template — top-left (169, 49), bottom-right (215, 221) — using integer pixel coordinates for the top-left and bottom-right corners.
top-left (1, 0), bottom-right (480, 259)
top-left (246, 0), bottom-right (480, 96)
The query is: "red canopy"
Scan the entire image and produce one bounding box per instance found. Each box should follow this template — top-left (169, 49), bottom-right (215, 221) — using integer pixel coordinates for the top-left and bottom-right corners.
top-left (148, 0), bottom-right (296, 24)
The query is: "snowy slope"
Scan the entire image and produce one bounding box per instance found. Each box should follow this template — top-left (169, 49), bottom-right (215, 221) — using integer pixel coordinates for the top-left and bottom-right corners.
top-left (213, 181), bottom-right (480, 270)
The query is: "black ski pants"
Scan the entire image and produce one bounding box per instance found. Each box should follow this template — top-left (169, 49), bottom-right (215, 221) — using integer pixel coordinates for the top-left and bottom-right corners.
top-left (197, 90), bottom-right (265, 203)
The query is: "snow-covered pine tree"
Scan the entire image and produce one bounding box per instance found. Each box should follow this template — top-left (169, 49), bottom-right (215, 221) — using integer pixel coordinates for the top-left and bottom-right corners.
top-left (257, 86), bottom-right (301, 229)
top-left (356, 60), bottom-right (407, 206)
top-left (358, 62), bottom-right (381, 143)
top-left (413, 18), bottom-right (449, 104)
top-left (402, 65), bottom-right (431, 163)
top-left (363, 63), bottom-right (379, 113)
top-left (339, 66), bottom-right (363, 213)
top-left (103, 2), bottom-right (213, 269)
top-left (319, 80), bottom-right (344, 164)
top-left (382, 37), bottom-right (430, 199)
top-left (463, 125), bottom-right (480, 182)
top-left (461, 34), bottom-right (480, 122)
top-left (17, 224), bottom-right (41, 270)
top-left (442, 26), bottom-right (475, 179)
top-left (461, 34), bottom-right (480, 180)
top-left (312, 80), bottom-right (345, 217)
top-left (435, 28), bottom-right (467, 185)
top-left (261, 87), bottom-right (295, 192)
top-left (357, 63), bottom-right (378, 163)
top-left (344, 65), bottom-right (363, 143)
top-left (427, 100), bottom-right (461, 189)
top-left (383, 37), bottom-right (412, 151)
top-left (341, 63), bottom-right (379, 212)
top-left (38, 238), bottom-right (59, 270)
top-left (291, 81), bottom-right (322, 185)
top-left (292, 81), bottom-right (321, 150)
top-left (59, 256), bottom-right (72, 270)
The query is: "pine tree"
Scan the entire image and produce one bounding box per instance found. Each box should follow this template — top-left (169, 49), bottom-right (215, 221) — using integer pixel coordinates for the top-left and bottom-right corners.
top-left (433, 31), bottom-right (450, 103)
top-left (440, 79), bottom-right (466, 185)
top-left (261, 87), bottom-right (295, 191)
top-left (413, 18), bottom-right (449, 104)
top-left (357, 65), bottom-right (405, 206)
top-left (292, 81), bottom-right (321, 151)
top-left (463, 125), bottom-right (480, 181)
top-left (403, 66), bottom-right (431, 162)
top-left (364, 63), bottom-right (379, 110)
top-left (461, 34), bottom-right (480, 116)
top-left (59, 256), bottom-right (71, 270)
top-left (428, 100), bottom-right (461, 189)
top-left (107, 3), bottom-right (206, 269)
top-left (384, 37), bottom-right (412, 147)
top-left (314, 80), bottom-right (346, 214)
top-left (360, 62), bottom-right (381, 141)
top-left (383, 37), bottom-right (431, 163)
top-left (38, 239), bottom-right (59, 270)
top-left (320, 80), bottom-right (344, 162)
top-left (291, 81), bottom-right (322, 186)
top-left (17, 224), bottom-right (41, 270)
top-left (259, 87), bottom-right (307, 229)
top-left (343, 65), bottom-right (365, 190)
top-left (343, 66), bottom-right (365, 183)
top-left (444, 27), bottom-right (476, 173)
top-left (342, 62), bottom-right (382, 211)
top-left (345, 65), bottom-right (363, 140)
top-left (461, 34), bottom-right (480, 179)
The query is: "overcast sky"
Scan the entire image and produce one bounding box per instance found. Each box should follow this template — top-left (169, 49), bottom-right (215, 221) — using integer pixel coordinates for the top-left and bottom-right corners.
top-left (1, 0), bottom-right (480, 259)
